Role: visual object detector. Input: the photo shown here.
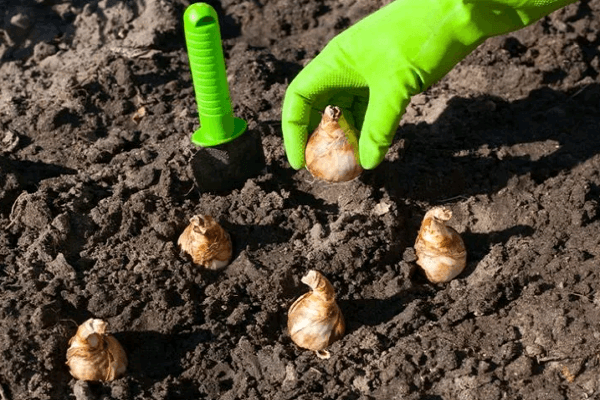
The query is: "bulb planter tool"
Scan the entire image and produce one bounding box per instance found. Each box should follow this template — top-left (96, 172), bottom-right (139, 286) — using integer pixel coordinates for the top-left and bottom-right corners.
top-left (184, 3), bottom-right (264, 193)
top-left (184, 3), bottom-right (245, 146)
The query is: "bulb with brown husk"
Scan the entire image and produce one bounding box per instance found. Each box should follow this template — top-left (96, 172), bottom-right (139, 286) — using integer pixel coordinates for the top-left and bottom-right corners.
top-left (178, 214), bottom-right (232, 269)
top-left (414, 206), bottom-right (467, 283)
top-left (305, 105), bottom-right (363, 183)
top-left (287, 270), bottom-right (345, 359)
top-left (66, 319), bottom-right (127, 381)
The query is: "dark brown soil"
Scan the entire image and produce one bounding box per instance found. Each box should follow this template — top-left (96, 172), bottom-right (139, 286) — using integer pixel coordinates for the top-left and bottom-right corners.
top-left (1, 1), bottom-right (600, 399)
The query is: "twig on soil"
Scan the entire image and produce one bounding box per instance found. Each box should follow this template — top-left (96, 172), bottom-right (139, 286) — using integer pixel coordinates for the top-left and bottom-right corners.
top-left (537, 355), bottom-right (565, 362)
top-left (108, 45), bottom-right (162, 59)
top-left (6, 191), bottom-right (28, 230)
top-left (60, 318), bottom-right (80, 328)
top-left (0, 383), bottom-right (9, 400)
top-left (303, 174), bottom-right (318, 185)
top-left (438, 195), bottom-right (469, 203)
top-left (185, 183), bottom-right (196, 197)
top-left (563, 290), bottom-right (595, 303)
top-left (569, 84), bottom-right (592, 99)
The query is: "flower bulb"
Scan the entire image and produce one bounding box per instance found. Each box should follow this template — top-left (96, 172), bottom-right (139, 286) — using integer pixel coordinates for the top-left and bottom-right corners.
top-left (66, 319), bottom-right (127, 381)
top-left (414, 207), bottom-right (466, 283)
top-left (305, 105), bottom-right (362, 183)
top-left (178, 214), bottom-right (232, 269)
top-left (287, 270), bottom-right (345, 359)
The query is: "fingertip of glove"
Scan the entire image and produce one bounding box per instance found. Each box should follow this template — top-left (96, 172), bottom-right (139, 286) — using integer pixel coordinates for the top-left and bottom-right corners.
top-left (288, 158), bottom-right (306, 170)
top-left (282, 133), bottom-right (307, 170)
top-left (359, 157), bottom-right (383, 170)
top-left (359, 141), bottom-right (386, 170)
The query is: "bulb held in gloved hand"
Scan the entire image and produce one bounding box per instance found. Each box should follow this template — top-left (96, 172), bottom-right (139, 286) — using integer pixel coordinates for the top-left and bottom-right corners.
top-left (305, 105), bottom-right (362, 182)
top-left (66, 318), bottom-right (127, 381)
top-left (178, 214), bottom-right (232, 269)
top-left (287, 270), bottom-right (345, 359)
top-left (414, 207), bottom-right (466, 283)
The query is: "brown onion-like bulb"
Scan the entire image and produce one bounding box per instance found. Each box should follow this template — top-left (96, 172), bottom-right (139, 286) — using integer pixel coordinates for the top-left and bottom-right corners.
top-left (66, 319), bottom-right (127, 381)
top-left (178, 214), bottom-right (232, 269)
top-left (287, 270), bottom-right (345, 359)
top-left (414, 207), bottom-right (467, 283)
top-left (305, 105), bottom-right (363, 183)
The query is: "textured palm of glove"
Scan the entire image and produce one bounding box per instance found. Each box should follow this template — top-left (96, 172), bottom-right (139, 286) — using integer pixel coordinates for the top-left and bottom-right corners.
top-left (282, 0), bottom-right (576, 170)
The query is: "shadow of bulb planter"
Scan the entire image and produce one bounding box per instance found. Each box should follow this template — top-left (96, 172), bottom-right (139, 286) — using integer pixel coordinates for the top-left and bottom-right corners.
top-left (305, 105), bottom-right (363, 183)
top-left (178, 214), bottom-right (232, 269)
top-left (414, 207), bottom-right (466, 283)
top-left (184, 3), bottom-right (265, 194)
top-left (287, 270), bottom-right (345, 359)
top-left (66, 319), bottom-right (127, 382)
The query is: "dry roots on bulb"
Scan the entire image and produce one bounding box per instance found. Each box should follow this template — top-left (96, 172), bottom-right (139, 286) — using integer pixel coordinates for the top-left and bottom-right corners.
top-left (178, 214), bottom-right (232, 269)
top-left (287, 270), bottom-right (345, 359)
top-left (66, 318), bottom-right (127, 381)
top-left (305, 105), bottom-right (363, 183)
top-left (414, 207), bottom-right (467, 283)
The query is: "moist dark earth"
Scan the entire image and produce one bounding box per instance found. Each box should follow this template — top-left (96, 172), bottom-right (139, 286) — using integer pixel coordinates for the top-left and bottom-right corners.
top-left (1, 0), bottom-right (600, 399)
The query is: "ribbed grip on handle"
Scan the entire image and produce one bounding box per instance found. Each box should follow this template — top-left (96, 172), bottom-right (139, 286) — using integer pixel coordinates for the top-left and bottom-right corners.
top-left (184, 3), bottom-right (246, 147)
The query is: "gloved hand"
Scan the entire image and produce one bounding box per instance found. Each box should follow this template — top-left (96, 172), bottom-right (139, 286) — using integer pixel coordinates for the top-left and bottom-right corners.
top-left (282, 0), bottom-right (576, 170)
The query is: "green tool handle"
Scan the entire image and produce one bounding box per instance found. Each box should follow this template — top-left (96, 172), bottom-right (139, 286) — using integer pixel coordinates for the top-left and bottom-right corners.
top-left (184, 3), bottom-right (246, 147)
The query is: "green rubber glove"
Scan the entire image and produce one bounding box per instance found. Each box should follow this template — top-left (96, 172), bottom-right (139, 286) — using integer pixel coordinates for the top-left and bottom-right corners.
top-left (282, 0), bottom-right (577, 170)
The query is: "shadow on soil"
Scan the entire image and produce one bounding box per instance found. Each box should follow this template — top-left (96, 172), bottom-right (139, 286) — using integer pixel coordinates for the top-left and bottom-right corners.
top-left (368, 83), bottom-right (600, 202)
top-left (0, 155), bottom-right (76, 187)
top-left (118, 329), bottom-right (210, 380)
top-left (0, 156), bottom-right (77, 216)
top-left (0, 0), bottom-right (77, 62)
top-left (339, 284), bottom-right (437, 333)
top-left (462, 224), bottom-right (535, 265)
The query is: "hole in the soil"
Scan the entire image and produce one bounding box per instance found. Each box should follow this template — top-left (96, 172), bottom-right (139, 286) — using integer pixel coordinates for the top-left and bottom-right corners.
top-left (219, 378), bottom-right (233, 391)
top-left (583, 66), bottom-right (599, 80)
top-left (503, 37), bottom-right (526, 57)
top-left (582, 250), bottom-right (594, 261)
top-left (334, 16), bottom-right (350, 30)
top-left (280, 22), bottom-right (291, 36)
top-left (53, 108), bottom-right (81, 128)
top-left (216, 370), bottom-right (227, 379)
top-left (542, 68), bottom-right (568, 84)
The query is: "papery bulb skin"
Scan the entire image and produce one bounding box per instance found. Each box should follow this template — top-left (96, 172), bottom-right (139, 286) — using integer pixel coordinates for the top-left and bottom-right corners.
top-left (287, 270), bottom-right (345, 359)
top-left (178, 214), bottom-right (232, 269)
top-left (305, 105), bottom-right (363, 183)
top-left (66, 319), bottom-right (127, 381)
top-left (414, 207), bottom-right (467, 283)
